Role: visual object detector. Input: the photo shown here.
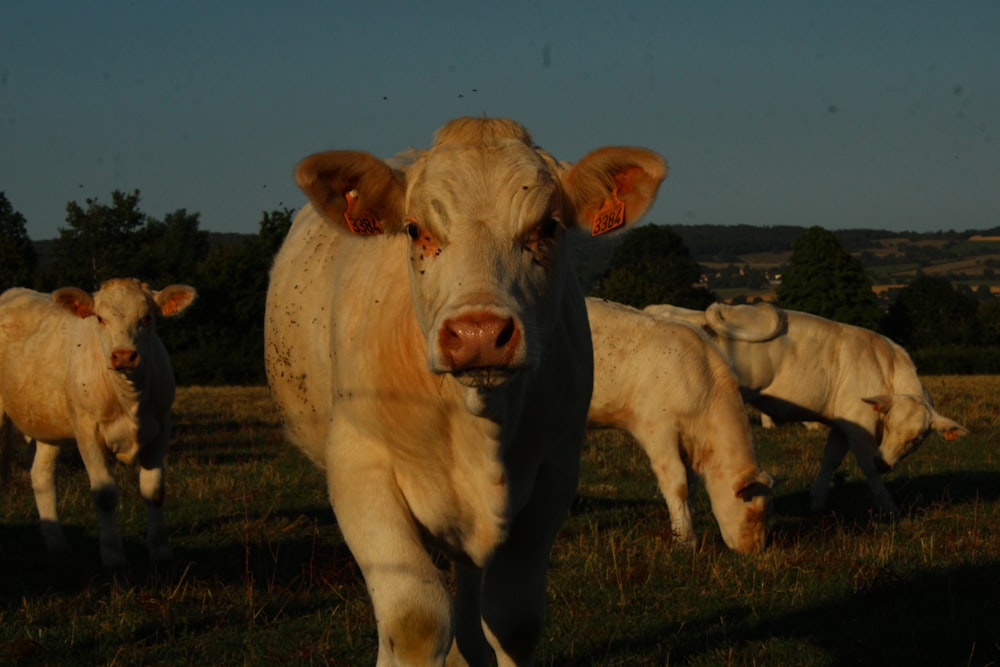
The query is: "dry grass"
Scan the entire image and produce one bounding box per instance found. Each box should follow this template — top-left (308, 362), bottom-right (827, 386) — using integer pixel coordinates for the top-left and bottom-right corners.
top-left (1, 379), bottom-right (998, 666)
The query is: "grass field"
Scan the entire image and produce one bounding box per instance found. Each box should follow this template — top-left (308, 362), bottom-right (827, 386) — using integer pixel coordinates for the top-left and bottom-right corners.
top-left (1, 378), bottom-right (998, 666)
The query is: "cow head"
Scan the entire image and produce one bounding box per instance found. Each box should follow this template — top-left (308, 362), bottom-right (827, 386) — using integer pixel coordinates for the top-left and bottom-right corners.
top-left (54, 279), bottom-right (197, 374)
top-left (708, 469), bottom-right (774, 554)
top-left (863, 394), bottom-right (970, 472)
top-left (295, 117), bottom-right (666, 390)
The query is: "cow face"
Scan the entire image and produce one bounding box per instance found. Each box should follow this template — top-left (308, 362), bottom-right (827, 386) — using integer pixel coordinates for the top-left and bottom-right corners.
top-left (54, 279), bottom-right (197, 374)
top-left (864, 394), bottom-right (970, 471)
top-left (295, 117), bottom-right (666, 390)
top-left (710, 470), bottom-right (774, 554)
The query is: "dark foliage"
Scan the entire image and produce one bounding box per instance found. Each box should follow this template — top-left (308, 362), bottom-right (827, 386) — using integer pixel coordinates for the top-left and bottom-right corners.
top-left (9, 191), bottom-right (294, 385)
top-left (591, 224), bottom-right (716, 309)
top-left (8, 186), bottom-right (1000, 380)
top-left (883, 275), bottom-right (981, 349)
top-left (777, 226), bottom-right (882, 329)
top-left (0, 192), bottom-right (38, 291)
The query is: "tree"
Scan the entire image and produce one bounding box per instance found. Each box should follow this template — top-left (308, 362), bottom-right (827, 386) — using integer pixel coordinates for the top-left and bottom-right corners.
top-left (173, 208), bottom-right (295, 384)
top-left (978, 301), bottom-right (1000, 347)
top-left (884, 275), bottom-right (980, 348)
top-left (776, 226), bottom-right (881, 329)
top-left (53, 189), bottom-right (146, 289)
top-left (591, 224), bottom-right (715, 309)
top-left (134, 208), bottom-right (210, 286)
top-left (0, 192), bottom-right (38, 291)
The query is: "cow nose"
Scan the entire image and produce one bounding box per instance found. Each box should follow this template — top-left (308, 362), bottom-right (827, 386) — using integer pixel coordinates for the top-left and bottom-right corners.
top-left (110, 348), bottom-right (139, 370)
top-left (439, 312), bottom-right (521, 372)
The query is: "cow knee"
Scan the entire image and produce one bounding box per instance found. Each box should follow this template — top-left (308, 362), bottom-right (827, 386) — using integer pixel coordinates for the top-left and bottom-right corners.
top-left (382, 606), bottom-right (453, 665)
top-left (140, 470), bottom-right (165, 506)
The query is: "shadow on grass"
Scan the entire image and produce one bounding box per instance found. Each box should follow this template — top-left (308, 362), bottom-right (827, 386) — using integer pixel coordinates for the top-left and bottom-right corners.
top-left (774, 470), bottom-right (1000, 519)
top-left (0, 506), bottom-right (359, 600)
top-left (554, 560), bottom-right (1000, 666)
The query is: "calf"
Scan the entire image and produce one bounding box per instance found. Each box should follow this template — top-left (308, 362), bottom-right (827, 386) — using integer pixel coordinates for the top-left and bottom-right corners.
top-left (265, 117), bottom-right (665, 665)
top-left (587, 298), bottom-right (772, 553)
top-left (645, 301), bottom-right (969, 513)
top-left (0, 279), bottom-right (196, 566)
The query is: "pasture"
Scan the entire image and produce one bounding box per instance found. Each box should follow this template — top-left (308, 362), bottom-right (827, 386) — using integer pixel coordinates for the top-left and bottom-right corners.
top-left (1, 378), bottom-right (998, 666)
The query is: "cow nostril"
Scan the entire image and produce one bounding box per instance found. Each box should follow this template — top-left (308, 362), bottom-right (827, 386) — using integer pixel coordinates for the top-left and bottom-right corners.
top-left (495, 317), bottom-right (516, 349)
top-left (439, 312), bottom-right (522, 372)
top-left (111, 349), bottom-right (139, 370)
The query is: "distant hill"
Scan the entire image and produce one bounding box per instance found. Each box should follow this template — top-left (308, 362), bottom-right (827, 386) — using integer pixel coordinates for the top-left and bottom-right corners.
top-left (35, 224), bottom-right (1000, 297)
top-left (571, 223), bottom-right (1000, 299)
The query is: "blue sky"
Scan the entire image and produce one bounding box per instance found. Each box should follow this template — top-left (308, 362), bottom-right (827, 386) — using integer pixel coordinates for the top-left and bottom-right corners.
top-left (2, 1), bottom-right (998, 240)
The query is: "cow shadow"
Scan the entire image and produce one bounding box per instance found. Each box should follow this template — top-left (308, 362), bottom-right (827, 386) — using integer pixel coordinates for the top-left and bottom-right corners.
top-left (551, 560), bottom-right (1000, 665)
top-left (0, 506), bottom-right (352, 601)
top-left (770, 470), bottom-right (1000, 544)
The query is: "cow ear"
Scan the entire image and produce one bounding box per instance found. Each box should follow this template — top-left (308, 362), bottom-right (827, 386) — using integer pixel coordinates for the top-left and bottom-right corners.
top-left (560, 147), bottom-right (666, 237)
top-left (53, 287), bottom-right (94, 319)
top-left (734, 471), bottom-right (775, 500)
top-left (154, 285), bottom-right (198, 317)
top-left (931, 413), bottom-right (970, 441)
top-left (862, 395), bottom-right (895, 414)
top-left (295, 151), bottom-right (406, 236)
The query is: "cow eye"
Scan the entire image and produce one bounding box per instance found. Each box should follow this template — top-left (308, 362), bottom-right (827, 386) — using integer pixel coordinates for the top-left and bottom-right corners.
top-left (540, 217), bottom-right (560, 238)
top-left (139, 314), bottom-right (151, 328)
top-left (524, 217), bottom-right (562, 246)
top-left (96, 315), bottom-right (105, 325)
top-left (404, 221), bottom-right (421, 240)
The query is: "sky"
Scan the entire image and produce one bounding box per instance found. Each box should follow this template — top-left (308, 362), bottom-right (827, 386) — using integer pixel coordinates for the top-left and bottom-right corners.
top-left (2, 1), bottom-right (999, 241)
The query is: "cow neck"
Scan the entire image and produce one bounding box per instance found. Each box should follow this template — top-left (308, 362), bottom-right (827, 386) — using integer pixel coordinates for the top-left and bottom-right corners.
top-left (101, 361), bottom-right (145, 408)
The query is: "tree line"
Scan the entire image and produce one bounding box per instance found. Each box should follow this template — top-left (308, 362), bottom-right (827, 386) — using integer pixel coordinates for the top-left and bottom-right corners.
top-left (591, 224), bottom-right (1000, 374)
top-left (3, 189), bottom-right (998, 383)
top-left (0, 190), bottom-right (291, 385)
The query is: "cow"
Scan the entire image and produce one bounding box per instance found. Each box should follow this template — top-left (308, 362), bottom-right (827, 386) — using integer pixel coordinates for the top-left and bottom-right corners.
top-left (644, 301), bottom-right (969, 514)
top-left (586, 298), bottom-right (773, 553)
top-left (0, 278), bottom-right (197, 567)
top-left (264, 117), bottom-right (666, 666)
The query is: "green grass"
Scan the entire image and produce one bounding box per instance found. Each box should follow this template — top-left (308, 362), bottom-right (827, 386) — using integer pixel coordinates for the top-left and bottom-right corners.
top-left (2, 378), bottom-right (999, 666)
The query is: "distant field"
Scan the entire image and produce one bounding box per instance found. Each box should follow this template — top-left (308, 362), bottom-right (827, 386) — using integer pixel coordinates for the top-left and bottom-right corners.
top-left (1, 379), bottom-right (998, 666)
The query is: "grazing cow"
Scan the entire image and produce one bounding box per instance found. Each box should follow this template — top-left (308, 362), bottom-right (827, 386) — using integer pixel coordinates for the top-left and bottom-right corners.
top-left (265, 117), bottom-right (665, 666)
top-left (586, 298), bottom-right (773, 553)
top-left (0, 279), bottom-right (197, 566)
top-left (645, 301), bottom-right (969, 513)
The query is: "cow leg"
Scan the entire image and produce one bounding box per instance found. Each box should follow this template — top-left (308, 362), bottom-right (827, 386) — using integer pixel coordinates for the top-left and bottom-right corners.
top-left (452, 562), bottom-right (491, 667)
top-left (138, 435), bottom-right (172, 562)
top-left (30, 440), bottom-right (69, 554)
top-left (76, 437), bottom-right (127, 567)
top-left (810, 427), bottom-right (850, 511)
top-left (480, 456), bottom-right (579, 667)
top-left (843, 424), bottom-right (899, 515)
top-left (327, 454), bottom-right (453, 666)
top-left (641, 429), bottom-right (695, 542)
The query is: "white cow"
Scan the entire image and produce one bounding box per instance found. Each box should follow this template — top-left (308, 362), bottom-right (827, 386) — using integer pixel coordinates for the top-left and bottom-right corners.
top-left (0, 278), bottom-right (196, 566)
top-left (644, 301), bottom-right (969, 513)
top-left (586, 298), bottom-right (773, 553)
top-left (265, 117), bottom-right (665, 666)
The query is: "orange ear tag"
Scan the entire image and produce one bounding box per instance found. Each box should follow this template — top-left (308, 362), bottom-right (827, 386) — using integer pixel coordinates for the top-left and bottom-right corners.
top-left (592, 187), bottom-right (626, 236)
top-left (344, 189), bottom-right (384, 235)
